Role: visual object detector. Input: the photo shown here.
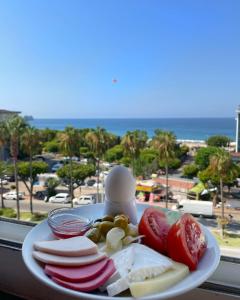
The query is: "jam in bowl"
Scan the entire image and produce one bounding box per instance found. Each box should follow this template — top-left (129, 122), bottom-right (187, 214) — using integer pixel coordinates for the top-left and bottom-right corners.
top-left (47, 207), bottom-right (92, 239)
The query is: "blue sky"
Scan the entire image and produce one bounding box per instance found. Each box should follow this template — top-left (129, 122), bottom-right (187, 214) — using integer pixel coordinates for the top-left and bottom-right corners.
top-left (0, 0), bottom-right (239, 118)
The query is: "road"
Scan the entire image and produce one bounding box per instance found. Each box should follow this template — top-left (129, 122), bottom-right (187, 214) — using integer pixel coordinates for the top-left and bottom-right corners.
top-left (3, 198), bottom-right (240, 234)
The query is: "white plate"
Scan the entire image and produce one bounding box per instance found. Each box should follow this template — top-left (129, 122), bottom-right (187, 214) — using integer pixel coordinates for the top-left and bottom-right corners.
top-left (22, 203), bottom-right (220, 300)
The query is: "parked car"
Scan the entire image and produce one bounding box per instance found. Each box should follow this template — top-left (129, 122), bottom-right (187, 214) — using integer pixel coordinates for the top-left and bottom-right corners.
top-left (49, 193), bottom-right (70, 203)
top-left (216, 202), bottom-right (232, 209)
top-left (3, 192), bottom-right (25, 200)
top-left (34, 190), bottom-right (48, 200)
top-left (51, 163), bottom-right (63, 172)
top-left (3, 175), bottom-right (15, 182)
top-left (0, 179), bottom-right (8, 185)
top-left (173, 200), bottom-right (213, 217)
top-left (73, 195), bottom-right (95, 206)
top-left (86, 179), bottom-right (96, 187)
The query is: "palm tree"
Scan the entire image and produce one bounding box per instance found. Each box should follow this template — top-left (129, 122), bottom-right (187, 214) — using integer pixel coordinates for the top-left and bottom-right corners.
top-left (0, 162), bottom-right (6, 208)
top-left (121, 130), bottom-right (148, 175)
top-left (5, 116), bottom-right (26, 220)
top-left (152, 130), bottom-right (176, 208)
top-left (58, 127), bottom-right (80, 207)
top-left (209, 149), bottom-right (239, 237)
top-left (0, 123), bottom-right (8, 208)
top-left (21, 127), bottom-right (40, 214)
top-left (85, 127), bottom-right (109, 202)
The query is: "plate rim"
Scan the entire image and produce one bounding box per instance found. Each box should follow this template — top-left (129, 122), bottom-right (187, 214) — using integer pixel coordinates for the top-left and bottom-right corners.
top-left (22, 203), bottom-right (221, 300)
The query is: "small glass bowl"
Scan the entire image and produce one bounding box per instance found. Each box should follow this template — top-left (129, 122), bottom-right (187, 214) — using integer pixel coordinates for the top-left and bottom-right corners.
top-left (47, 207), bottom-right (92, 239)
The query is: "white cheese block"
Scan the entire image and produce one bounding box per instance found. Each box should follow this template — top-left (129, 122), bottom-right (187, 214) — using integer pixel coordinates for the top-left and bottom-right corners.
top-left (128, 243), bottom-right (173, 282)
top-left (99, 271), bottom-right (121, 292)
top-left (34, 236), bottom-right (97, 257)
top-left (32, 251), bottom-right (106, 266)
top-left (106, 243), bottom-right (173, 296)
top-left (129, 261), bottom-right (189, 298)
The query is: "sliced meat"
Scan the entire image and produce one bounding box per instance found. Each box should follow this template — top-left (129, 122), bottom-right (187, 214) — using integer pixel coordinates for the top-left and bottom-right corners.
top-left (34, 236), bottom-right (97, 257)
top-left (45, 258), bottom-right (109, 282)
top-left (33, 251), bottom-right (106, 266)
top-left (51, 259), bottom-right (116, 292)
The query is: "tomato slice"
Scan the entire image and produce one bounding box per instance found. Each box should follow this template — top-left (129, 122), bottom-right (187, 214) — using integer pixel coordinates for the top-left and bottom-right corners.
top-left (138, 208), bottom-right (170, 254)
top-left (167, 213), bottom-right (207, 271)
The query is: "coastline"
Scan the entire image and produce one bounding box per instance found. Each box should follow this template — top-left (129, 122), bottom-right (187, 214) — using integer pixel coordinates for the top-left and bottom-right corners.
top-left (29, 118), bottom-right (235, 141)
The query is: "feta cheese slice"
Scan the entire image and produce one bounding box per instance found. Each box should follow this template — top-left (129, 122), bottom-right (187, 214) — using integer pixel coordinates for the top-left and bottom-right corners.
top-left (106, 243), bottom-right (173, 296)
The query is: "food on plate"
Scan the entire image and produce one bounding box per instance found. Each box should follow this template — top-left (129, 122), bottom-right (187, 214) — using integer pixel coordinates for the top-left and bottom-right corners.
top-left (104, 166), bottom-right (138, 224)
top-left (99, 221), bottom-right (115, 237)
top-left (31, 196), bottom-right (210, 297)
top-left (125, 223), bottom-right (138, 237)
top-left (47, 208), bottom-right (92, 239)
top-left (139, 207), bottom-right (170, 254)
top-left (122, 235), bottom-right (144, 246)
top-left (45, 257), bottom-right (110, 282)
top-left (32, 250), bottom-right (106, 266)
top-left (129, 261), bottom-right (189, 298)
top-left (34, 236), bottom-right (97, 257)
top-left (106, 243), bottom-right (174, 296)
top-left (51, 259), bottom-right (116, 292)
top-left (167, 213), bottom-right (207, 271)
top-left (113, 214), bottom-right (129, 230)
top-left (102, 215), bottom-right (114, 222)
top-left (106, 227), bottom-right (125, 251)
top-left (85, 228), bottom-right (101, 243)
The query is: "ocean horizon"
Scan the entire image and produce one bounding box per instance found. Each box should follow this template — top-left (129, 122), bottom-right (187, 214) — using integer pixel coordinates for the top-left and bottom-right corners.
top-left (29, 117), bottom-right (236, 141)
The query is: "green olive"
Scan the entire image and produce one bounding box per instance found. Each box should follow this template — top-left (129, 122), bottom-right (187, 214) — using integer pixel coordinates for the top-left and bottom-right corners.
top-left (99, 221), bottom-right (114, 237)
top-left (92, 221), bottom-right (101, 228)
top-left (114, 214), bottom-right (129, 230)
top-left (85, 228), bottom-right (101, 243)
top-left (102, 215), bottom-right (114, 222)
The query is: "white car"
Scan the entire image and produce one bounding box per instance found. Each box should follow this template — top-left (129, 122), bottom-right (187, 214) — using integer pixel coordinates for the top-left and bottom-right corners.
top-left (73, 195), bottom-right (95, 206)
top-left (0, 179), bottom-right (8, 185)
top-left (51, 163), bottom-right (63, 172)
top-left (3, 192), bottom-right (25, 200)
top-left (93, 182), bottom-right (104, 189)
top-left (49, 193), bottom-right (70, 204)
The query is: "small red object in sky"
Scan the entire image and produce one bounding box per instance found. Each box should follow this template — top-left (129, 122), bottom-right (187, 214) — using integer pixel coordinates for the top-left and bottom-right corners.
top-left (112, 78), bottom-right (117, 83)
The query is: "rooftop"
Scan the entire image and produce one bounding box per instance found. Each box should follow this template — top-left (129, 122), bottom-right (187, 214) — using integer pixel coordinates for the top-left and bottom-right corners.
top-left (0, 109), bottom-right (21, 114)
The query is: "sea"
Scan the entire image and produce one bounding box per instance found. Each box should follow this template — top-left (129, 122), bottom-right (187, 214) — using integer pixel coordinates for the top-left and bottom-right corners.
top-left (29, 118), bottom-right (236, 141)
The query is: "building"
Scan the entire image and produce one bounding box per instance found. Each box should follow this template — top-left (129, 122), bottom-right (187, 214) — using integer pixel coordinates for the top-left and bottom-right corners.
top-left (0, 109), bottom-right (21, 160)
top-left (0, 109), bottom-right (21, 122)
top-left (235, 105), bottom-right (240, 152)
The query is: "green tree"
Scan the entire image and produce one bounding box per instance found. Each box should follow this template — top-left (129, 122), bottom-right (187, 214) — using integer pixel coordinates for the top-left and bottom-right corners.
top-left (105, 144), bottom-right (124, 162)
top-left (208, 149), bottom-right (239, 237)
top-left (0, 162), bottom-right (7, 208)
top-left (17, 161), bottom-right (48, 210)
top-left (86, 127), bottom-right (110, 202)
top-left (21, 127), bottom-right (41, 214)
top-left (58, 127), bottom-right (81, 207)
top-left (5, 116), bottom-right (27, 220)
top-left (206, 135), bottom-right (231, 148)
top-left (153, 130), bottom-right (176, 208)
top-left (57, 163), bottom-right (95, 197)
top-left (45, 178), bottom-right (60, 200)
top-left (39, 128), bottom-right (58, 143)
top-left (183, 164), bottom-right (199, 178)
top-left (195, 146), bottom-right (218, 170)
top-left (121, 130), bottom-right (148, 175)
top-left (43, 140), bottom-right (60, 153)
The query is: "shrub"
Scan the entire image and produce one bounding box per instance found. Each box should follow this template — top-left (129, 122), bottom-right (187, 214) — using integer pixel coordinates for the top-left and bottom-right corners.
top-left (43, 140), bottom-right (60, 153)
top-left (0, 208), bottom-right (17, 218)
top-left (105, 145), bottom-right (124, 162)
top-left (183, 164), bottom-right (199, 178)
top-left (206, 135), bottom-right (231, 147)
